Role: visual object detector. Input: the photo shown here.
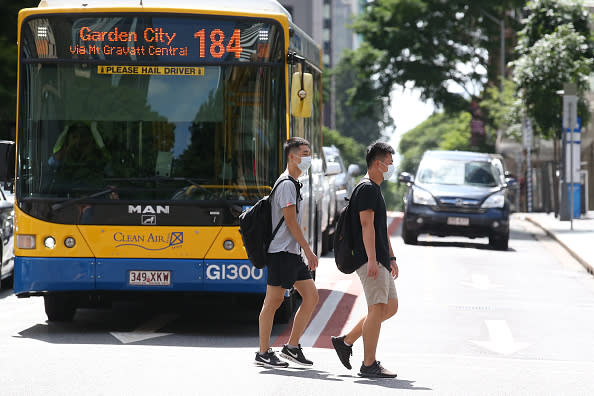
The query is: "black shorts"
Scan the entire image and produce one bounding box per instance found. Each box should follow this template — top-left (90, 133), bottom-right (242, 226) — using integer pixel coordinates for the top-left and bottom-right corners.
top-left (266, 252), bottom-right (312, 289)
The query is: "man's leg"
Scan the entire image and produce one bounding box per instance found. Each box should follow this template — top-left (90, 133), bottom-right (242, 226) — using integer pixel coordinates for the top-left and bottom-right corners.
top-left (259, 285), bottom-right (286, 353)
top-left (362, 302), bottom-right (384, 366)
top-left (288, 278), bottom-right (319, 346)
top-left (344, 297), bottom-right (398, 345)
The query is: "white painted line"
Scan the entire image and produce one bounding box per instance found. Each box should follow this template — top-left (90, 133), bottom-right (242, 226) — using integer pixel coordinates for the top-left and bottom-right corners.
top-left (462, 274), bottom-right (498, 290)
top-left (471, 319), bottom-right (530, 355)
top-left (111, 314), bottom-right (178, 344)
top-left (299, 280), bottom-right (352, 347)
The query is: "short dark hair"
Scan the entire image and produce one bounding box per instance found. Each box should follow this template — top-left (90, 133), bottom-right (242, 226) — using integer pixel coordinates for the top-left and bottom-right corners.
top-left (366, 142), bottom-right (395, 167)
top-left (284, 137), bottom-right (310, 161)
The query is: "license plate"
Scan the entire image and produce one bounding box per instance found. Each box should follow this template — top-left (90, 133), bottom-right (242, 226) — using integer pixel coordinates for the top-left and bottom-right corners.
top-left (447, 217), bottom-right (469, 226)
top-left (129, 270), bottom-right (171, 286)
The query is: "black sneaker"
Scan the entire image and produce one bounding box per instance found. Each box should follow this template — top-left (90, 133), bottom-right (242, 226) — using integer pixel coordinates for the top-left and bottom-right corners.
top-left (358, 361), bottom-right (397, 378)
top-left (255, 349), bottom-right (289, 368)
top-left (331, 335), bottom-right (353, 370)
top-left (280, 344), bottom-right (313, 366)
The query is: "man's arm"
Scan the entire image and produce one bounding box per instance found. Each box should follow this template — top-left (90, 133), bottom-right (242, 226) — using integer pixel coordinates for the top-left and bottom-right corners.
top-left (360, 209), bottom-right (378, 279)
top-left (388, 236), bottom-right (399, 279)
top-left (282, 205), bottom-right (318, 270)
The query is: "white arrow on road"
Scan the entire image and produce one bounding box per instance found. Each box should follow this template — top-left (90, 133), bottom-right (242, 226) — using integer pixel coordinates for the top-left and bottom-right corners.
top-left (462, 274), bottom-right (497, 290)
top-left (110, 314), bottom-right (178, 344)
top-left (471, 320), bottom-right (530, 355)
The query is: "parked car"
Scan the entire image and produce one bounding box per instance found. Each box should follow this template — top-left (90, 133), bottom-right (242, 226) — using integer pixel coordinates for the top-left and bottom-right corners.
top-left (398, 150), bottom-right (515, 250)
top-left (0, 140), bottom-right (14, 288)
top-left (0, 187), bottom-right (14, 288)
top-left (321, 145), bottom-right (361, 253)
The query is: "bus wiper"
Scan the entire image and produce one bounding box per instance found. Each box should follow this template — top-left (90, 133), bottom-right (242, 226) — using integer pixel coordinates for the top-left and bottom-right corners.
top-left (174, 177), bottom-right (216, 197)
top-left (51, 187), bottom-right (116, 212)
top-left (106, 176), bottom-right (214, 196)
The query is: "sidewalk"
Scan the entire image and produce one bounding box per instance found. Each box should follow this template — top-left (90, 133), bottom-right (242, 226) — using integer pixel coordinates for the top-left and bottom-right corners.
top-left (523, 211), bottom-right (594, 275)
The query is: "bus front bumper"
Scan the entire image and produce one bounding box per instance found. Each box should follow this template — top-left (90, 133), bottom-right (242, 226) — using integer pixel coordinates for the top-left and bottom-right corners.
top-left (14, 257), bottom-right (267, 296)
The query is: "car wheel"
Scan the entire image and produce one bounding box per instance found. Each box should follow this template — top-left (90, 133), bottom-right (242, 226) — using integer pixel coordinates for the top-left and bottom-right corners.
top-left (489, 231), bottom-right (509, 251)
top-left (44, 293), bottom-right (78, 322)
top-left (0, 274), bottom-right (13, 289)
top-left (401, 220), bottom-right (418, 245)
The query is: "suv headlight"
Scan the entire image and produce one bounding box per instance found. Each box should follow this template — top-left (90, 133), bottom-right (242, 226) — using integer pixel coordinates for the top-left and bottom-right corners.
top-left (412, 187), bottom-right (437, 206)
top-left (481, 191), bottom-right (505, 208)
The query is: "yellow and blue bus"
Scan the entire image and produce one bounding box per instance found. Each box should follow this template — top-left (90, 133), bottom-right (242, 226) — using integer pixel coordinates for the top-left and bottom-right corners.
top-left (14, 0), bottom-right (324, 321)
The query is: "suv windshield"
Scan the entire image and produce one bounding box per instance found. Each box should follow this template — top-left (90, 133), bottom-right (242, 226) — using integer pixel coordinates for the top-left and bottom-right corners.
top-left (417, 159), bottom-right (500, 187)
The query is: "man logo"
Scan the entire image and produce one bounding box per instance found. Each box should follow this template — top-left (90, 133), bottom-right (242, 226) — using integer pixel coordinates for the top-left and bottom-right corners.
top-left (142, 215), bottom-right (156, 225)
top-left (129, 205), bottom-right (170, 214)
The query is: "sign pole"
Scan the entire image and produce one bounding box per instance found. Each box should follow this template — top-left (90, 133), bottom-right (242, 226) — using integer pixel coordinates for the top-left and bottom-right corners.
top-left (569, 101), bottom-right (574, 230)
top-left (523, 118), bottom-right (532, 212)
top-left (561, 83), bottom-right (578, 228)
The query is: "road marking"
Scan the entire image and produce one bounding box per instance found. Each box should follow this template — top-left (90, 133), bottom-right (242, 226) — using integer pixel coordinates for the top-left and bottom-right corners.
top-left (462, 274), bottom-right (498, 290)
top-left (299, 280), bottom-right (352, 347)
top-left (471, 320), bottom-right (530, 355)
top-left (110, 314), bottom-right (178, 344)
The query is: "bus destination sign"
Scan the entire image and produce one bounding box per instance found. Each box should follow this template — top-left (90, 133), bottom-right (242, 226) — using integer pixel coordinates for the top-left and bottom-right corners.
top-left (73, 27), bottom-right (241, 59)
top-left (25, 16), bottom-right (281, 63)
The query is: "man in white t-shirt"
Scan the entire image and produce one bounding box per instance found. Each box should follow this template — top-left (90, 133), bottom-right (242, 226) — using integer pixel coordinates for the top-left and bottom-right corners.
top-left (254, 137), bottom-right (319, 369)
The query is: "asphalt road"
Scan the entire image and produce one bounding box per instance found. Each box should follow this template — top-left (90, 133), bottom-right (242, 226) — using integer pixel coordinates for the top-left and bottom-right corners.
top-left (1, 215), bottom-right (594, 395)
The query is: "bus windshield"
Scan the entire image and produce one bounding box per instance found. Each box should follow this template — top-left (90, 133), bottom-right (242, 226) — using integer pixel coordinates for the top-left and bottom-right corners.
top-left (17, 14), bottom-right (286, 224)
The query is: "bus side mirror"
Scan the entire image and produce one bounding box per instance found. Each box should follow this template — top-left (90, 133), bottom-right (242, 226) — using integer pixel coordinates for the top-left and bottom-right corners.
top-left (291, 72), bottom-right (313, 118)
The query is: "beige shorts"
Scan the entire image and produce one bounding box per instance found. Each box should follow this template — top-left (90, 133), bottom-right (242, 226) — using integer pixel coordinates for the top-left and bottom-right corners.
top-left (356, 262), bottom-right (398, 306)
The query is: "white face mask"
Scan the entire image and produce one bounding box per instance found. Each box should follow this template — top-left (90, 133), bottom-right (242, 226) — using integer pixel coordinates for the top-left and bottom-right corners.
top-left (381, 161), bottom-right (395, 181)
top-left (297, 155), bottom-right (312, 172)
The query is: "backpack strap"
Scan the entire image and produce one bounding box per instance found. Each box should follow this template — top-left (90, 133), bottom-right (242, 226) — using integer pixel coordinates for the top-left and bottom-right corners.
top-left (269, 177), bottom-right (302, 245)
top-left (347, 177), bottom-right (370, 204)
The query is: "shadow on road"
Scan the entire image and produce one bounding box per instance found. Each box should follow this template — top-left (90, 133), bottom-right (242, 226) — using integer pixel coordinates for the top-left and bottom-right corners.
top-left (414, 240), bottom-right (517, 252)
top-left (15, 294), bottom-right (267, 347)
top-left (354, 378), bottom-right (432, 391)
top-left (259, 367), bottom-right (432, 390)
top-left (0, 287), bottom-right (13, 300)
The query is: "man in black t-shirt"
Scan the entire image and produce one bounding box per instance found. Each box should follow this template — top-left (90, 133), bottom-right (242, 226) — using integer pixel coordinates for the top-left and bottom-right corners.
top-left (331, 142), bottom-right (399, 378)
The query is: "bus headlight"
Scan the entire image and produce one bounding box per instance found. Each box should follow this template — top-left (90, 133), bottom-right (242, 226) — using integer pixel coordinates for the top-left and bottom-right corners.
top-left (17, 234), bottom-right (36, 249)
top-left (64, 237), bottom-right (76, 248)
top-left (223, 240), bottom-right (234, 250)
top-left (44, 236), bottom-right (56, 249)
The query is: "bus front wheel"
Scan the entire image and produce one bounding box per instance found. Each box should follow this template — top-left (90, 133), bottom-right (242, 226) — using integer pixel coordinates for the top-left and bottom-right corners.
top-left (44, 293), bottom-right (78, 322)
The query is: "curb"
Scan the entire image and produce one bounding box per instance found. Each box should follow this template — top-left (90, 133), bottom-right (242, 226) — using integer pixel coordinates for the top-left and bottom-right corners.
top-left (525, 216), bottom-right (594, 276)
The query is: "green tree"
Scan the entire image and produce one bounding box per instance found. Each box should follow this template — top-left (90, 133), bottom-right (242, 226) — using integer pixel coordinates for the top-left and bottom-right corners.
top-left (351, 0), bottom-right (524, 113)
top-left (0, 1), bottom-right (38, 139)
top-left (331, 51), bottom-right (393, 145)
top-left (398, 111), bottom-right (492, 175)
top-left (480, 78), bottom-right (524, 141)
top-left (516, 0), bottom-right (592, 54)
top-left (322, 126), bottom-right (366, 169)
top-left (512, 1), bottom-right (594, 139)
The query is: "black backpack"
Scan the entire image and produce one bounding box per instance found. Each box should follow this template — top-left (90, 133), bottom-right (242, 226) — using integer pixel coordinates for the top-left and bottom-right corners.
top-left (333, 180), bottom-right (367, 274)
top-left (239, 177), bottom-right (300, 269)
